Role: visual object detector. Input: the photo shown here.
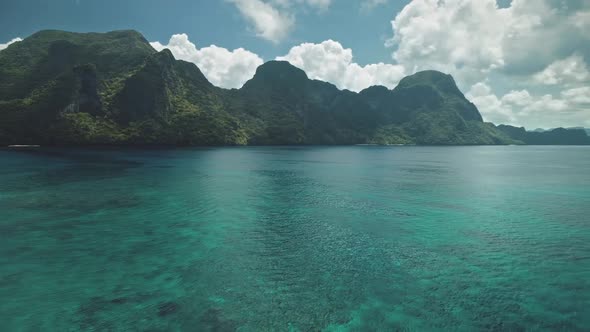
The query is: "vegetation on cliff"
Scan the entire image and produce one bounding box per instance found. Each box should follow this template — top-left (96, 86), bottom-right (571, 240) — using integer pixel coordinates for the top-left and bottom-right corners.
top-left (0, 30), bottom-right (587, 146)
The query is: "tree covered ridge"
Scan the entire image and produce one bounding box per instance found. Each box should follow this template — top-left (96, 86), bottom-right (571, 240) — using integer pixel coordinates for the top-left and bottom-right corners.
top-left (0, 29), bottom-right (587, 146)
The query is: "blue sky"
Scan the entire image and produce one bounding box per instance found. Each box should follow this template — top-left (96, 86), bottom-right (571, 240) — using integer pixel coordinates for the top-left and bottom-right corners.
top-left (1, 0), bottom-right (589, 128)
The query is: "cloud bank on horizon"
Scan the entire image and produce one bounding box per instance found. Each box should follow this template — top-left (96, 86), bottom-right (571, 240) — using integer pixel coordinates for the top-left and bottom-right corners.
top-left (3, 0), bottom-right (589, 128)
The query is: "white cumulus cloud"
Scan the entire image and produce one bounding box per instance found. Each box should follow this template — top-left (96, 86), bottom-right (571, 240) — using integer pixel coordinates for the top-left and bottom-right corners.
top-left (388, 0), bottom-right (508, 87)
top-left (229, 0), bottom-right (295, 43)
top-left (229, 0), bottom-right (333, 43)
top-left (0, 37), bottom-right (23, 51)
top-left (501, 89), bottom-right (533, 107)
top-left (532, 54), bottom-right (590, 85)
top-left (277, 40), bottom-right (406, 91)
top-left (299, 0), bottom-right (331, 11)
top-left (561, 87), bottom-right (590, 105)
top-left (467, 82), bottom-right (590, 129)
top-left (150, 34), bottom-right (263, 89)
top-left (388, 0), bottom-right (590, 88)
top-left (361, 0), bottom-right (388, 12)
top-left (466, 82), bottom-right (517, 125)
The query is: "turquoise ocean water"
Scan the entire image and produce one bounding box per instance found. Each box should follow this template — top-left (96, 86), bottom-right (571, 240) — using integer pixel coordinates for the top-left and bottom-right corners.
top-left (1, 146), bottom-right (589, 331)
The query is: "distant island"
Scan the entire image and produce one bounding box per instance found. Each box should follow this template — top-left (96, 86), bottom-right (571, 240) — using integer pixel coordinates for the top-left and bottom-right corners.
top-left (0, 30), bottom-right (588, 146)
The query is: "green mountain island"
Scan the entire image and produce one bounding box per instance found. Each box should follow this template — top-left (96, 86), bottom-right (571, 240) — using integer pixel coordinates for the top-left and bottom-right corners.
top-left (1, 30), bottom-right (588, 146)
